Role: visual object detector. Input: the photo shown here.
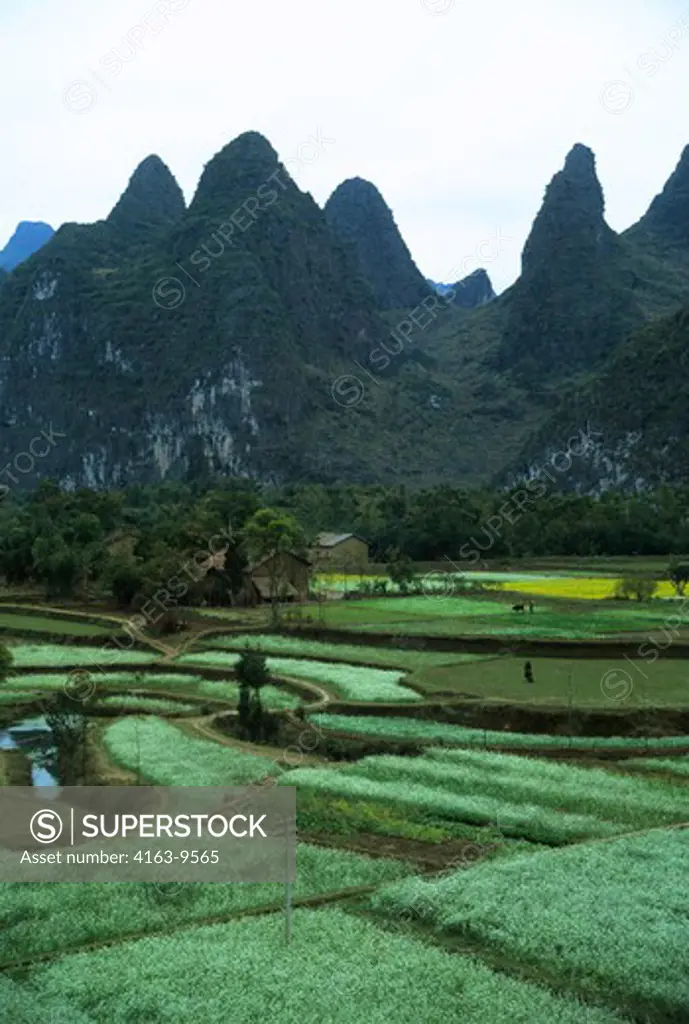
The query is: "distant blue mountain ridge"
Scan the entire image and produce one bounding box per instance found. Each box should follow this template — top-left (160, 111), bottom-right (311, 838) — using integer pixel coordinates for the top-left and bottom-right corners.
top-left (0, 221), bottom-right (55, 271)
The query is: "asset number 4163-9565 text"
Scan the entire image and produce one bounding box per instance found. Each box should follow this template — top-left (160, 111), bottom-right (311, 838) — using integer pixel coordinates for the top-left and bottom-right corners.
top-left (133, 850), bottom-right (219, 864)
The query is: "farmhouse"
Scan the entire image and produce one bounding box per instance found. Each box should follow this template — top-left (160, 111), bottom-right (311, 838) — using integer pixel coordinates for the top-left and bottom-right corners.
top-left (312, 532), bottom-right (369, 571)
top-left (243, 551), bottom-right (311, 604)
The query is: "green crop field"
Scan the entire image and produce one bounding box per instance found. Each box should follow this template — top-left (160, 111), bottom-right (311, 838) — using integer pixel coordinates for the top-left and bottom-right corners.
top-left (370, 829), bottom-right (689, 1020)
top-left (200, 632), bottom-right (490, 672)
top-left (0, 671), bottom-right (301, 710)
top-left (308, 713), bottom-right (689, 752)
top-left (0, 689), bottom-right (38, 704)
top-left (195, 679), bottom-right (301, 709)
top-left (6, 908), bottom-right (629, 1024)
top-left (411, 655), bottom-right (689, 705)
top-left (7, 643), bottom-right (159, 668)
top-left (282, 747), bottom-right (689, 844)
top-left (94, 695), bottom-right (199, 714)
top-left (0, 612), bottom-right (112, 636)
top-left (179, 651), bottom-right (421, 702)
top-left (625, 755), bottom-right (689, 777)
top-left (320, 595), bottom-right (676, 639)
top-left (103, 717), bottom-right (281, 786)
top-left (1, 670), bottom-right (208, 693)
top-left (2, 580), bottom-right (686, 1023)
top-left (0, 844), bottom-right (413, 965)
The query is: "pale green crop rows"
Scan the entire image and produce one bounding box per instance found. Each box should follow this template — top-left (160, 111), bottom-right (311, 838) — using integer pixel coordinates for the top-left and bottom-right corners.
top-left (0, 690), bottom-right (38, 703)
top-left (202, 632), bottom-right (488, 671)
top-left (282, 746), bottom-right (688, 842)
top-left (266, 657), bottom-right (419, 702)
top-left (18, 908), bottom-right (628, 1024)
top-left (2, 671), bottom-right (208, 693)
top-left (1, 670), bottom-right (299, 709)
top-left (95, 695), bottom-right (198, 714)
top-left (104, 717), bottom-right (280, 786)
top-left (281, 766), bottom-right (619, 844)
top-left (626, 755), bottom-right (689, 777)
top-left (87, 672), bottom-right (207, 689)
top-left (308, 713), bottom-right (689, 752)
top-left (179, 650), bottom-right (421, 702)
top-left (422, 746), bottom-right (689, 827)
top-left (178, 651), bottom-right (241, 668)
top-left (196, 679), bottom-right (300, 709)
top-left (0, 844), bottom-right (413, 964)
top-left (370, 829), bottom-right (689, 1016)
top-left (7, 644), bottom-right (158, 668)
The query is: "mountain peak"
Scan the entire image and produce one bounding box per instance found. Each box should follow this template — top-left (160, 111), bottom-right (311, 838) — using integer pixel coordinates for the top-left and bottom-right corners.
top-left (190, 132), bottom-right (283, 215)
top-left (453, 268), bottom-right (496, 308)
top-left (428, 269), bottom-right (496, 308)
top-left (0, 221), bottom-right (54, 270)
top-left (631, 144), bottom-right (689, 250)
top-left (563, 142), bottom-right (597, 178)
top-left (324, 177), bottom-right (429, 309)
top-left (107, 154), bottom-right (185, 239)
top-left (497, 144), bottom-right (627, 380)
top-left (520, 143), bottom-right (611, 277)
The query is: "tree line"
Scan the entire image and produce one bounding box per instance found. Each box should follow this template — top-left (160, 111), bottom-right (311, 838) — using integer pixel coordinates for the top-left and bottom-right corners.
top-left (2, 478), bottom-right (689, 611)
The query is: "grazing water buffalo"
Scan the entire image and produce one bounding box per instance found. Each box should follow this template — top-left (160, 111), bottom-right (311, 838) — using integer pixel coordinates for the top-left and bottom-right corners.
top-left (512, 603), bottom-right (525, 612)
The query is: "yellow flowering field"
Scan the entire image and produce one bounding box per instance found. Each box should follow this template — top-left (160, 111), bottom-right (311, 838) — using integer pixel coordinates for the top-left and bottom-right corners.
top-left (314, 572), bottom-right (678, 602)
top-left (487, 577), bottom-right (676, 600)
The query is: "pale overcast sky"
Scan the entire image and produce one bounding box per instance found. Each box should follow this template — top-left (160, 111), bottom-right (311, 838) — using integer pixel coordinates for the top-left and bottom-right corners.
top-left (2, 0), bottom-right (688, 292)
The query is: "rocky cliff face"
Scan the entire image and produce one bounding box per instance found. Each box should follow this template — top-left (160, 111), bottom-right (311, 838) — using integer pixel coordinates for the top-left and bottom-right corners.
top-left (0, 221), bottom-right (54, 270)
top-left (324, 177), bottom-right (430, 310)
top-left (502, 303), bottom-right (689, 493)
top-left (4, 135), bottom-right (689, 492)
top-left (0, 134), bottom-right (456, 489)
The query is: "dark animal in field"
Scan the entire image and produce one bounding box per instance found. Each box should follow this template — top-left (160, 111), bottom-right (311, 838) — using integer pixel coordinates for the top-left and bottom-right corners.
top-left (524, 661), bottom-right (534, 683)
top-left (512, 603), bottom-right (525, 612)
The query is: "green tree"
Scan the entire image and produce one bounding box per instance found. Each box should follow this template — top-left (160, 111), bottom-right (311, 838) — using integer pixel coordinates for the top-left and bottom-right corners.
top-left (105, 553), bottom-right (145, 608)
top-left (238, 680), bottom-right (252, 738)
top-left (235, 649), bottom-right (271, 741)
top-left (0, 523), bottom-right (36, 584)
top-left (42, 689), bottom-right (91, 785)
top-left (31, 533), bottom-right (82, 599)
top-left (615, 577), bottom-right (658, 602)
top-left (385, 547), bottom-right (414, 594)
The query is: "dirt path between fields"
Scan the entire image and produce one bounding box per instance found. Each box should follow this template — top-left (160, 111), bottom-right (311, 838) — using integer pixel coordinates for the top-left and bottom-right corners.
top-left (298, 832), bottom-right (496, 870)
top-left (177, 716), bottom-right (327, 765)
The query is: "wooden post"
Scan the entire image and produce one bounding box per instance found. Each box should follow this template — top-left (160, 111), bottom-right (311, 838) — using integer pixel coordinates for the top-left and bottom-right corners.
top-left (285, 881), bottom-right (293, 945)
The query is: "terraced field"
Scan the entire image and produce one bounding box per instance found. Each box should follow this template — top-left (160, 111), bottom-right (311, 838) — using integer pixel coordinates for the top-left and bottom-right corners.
top-left (103, 717), bottom-right (283, 786)
top-left (370, 829), bottom-right (689, 1020)
top-left (625, 755), bottom-right (689, 778)
top-left (0, 611), bottom-right (113, 636)
top-left (0, 844), bottom-right (413, 965)
top-left (178, 650), bottom-right (421, 702)
top-left (6, 643), bottom-right (158, 668)
top-left (308, 713), bottom-right (689, 753)
top-left (282, 746), bottom-right (689, 844)
top-left (0, 598), bottom-right (687, 1021)
top-left (407, 655), bottom-right (689, 704)
top-left (320, 594), bottom-right (681, 639)
top-left (1, 908), bottom-right (630, 1024)
top-left (201, 632), bottom-right (489, 671)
